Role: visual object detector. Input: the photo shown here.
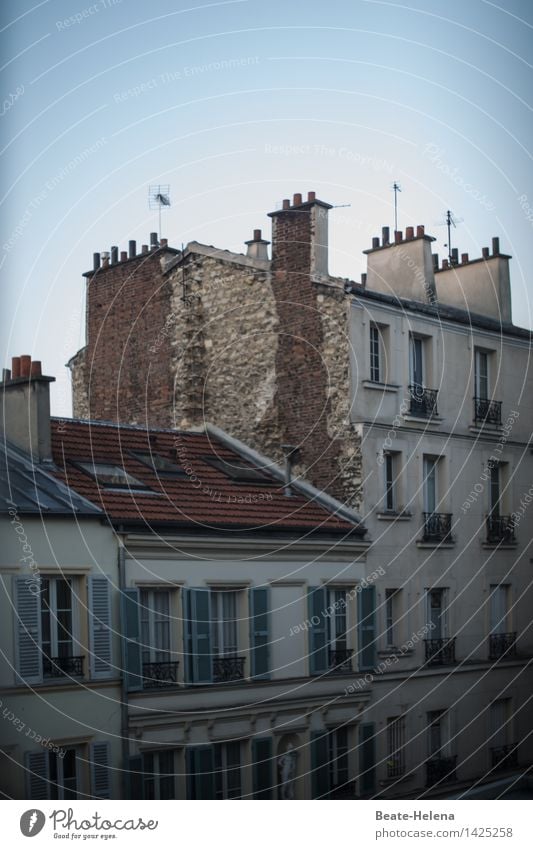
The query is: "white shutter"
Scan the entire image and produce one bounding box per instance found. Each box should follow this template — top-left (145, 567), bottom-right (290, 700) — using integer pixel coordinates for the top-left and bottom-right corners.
top-left (90, 741), bottom-right (111, 798)
top-left (15, 578), bottom-right (42, 683)
top-left (88, 577), bottom-right (113, 679)
top-left (26, 751), bottom-right (49, 799)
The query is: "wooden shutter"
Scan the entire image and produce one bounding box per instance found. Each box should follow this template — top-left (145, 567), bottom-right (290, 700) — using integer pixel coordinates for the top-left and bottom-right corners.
top-left (90, 741), bottom-right (111, 798)
top-left (88, 576), bottom-right (113, 679)
top-left (308, 587), bottom-right (327, 674)
top-left (250, 587), bottom-right (269, 679)
top-left (15, 578), bottom-right (42, 683)
top-left (252, 737), bottom-right (273, 798)
top-left (311, 732), bottom-right (330, 799)
top-left (358, 586), bottom-right (376, 670)
top-left (26, 751), bottom-right (49, 799)
top-left (359, 723), bottom-right (376, 795)
top-left (186, 746), bottom-right (214, 799)
top-left (185, 589), bottom-right (212, 683)
top-left (121, 588), bottom-right (142, 691)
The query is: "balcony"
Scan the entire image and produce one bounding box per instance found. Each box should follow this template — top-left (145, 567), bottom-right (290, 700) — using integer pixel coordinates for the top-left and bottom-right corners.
top-left (142, 661), bottom-right (180, 689)
top-left (422, 512), bottom-right (453, 543)
top-left (212, 655), bottom-right (245, 683)
top-left (474, 397), bottom-right (502, 427)
top-left (486, 515), bottom-right (516, 545)
top-left (408, 385), bottom-right (438, 418)
top-left (426, 755), bottom-right (457, 787)
top-left (328, 648), bottom-right (353, 674)
top-left (43, 655), bottom-right (84, 678)
top-left (489, 632), bottom-right (517, 661)
top-left (424, 637), bottom-right (456, 667)
top-left (491, 744), bottom-right (518, 772)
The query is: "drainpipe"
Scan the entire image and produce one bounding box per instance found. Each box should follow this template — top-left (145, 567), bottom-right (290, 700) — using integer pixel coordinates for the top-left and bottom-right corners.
top-left (118, 534), bottom-right (129, 799)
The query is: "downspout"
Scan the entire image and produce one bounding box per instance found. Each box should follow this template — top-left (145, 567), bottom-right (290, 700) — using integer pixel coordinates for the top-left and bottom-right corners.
top-left (118, 533), bottom-right (129, 798)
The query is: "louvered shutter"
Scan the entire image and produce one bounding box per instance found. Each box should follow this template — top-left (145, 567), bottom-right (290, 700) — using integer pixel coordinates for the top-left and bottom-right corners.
top-left (358, 586), bottom-right (376, 670)
top-left (252, 737), bottom-right (274, 798)
top-left (90, 741), bottom-right (111, 798)
top-left (26, 751), bottom-right (49, 799)
top-left (15, 578), bottom-right (42, 683)
top-left (311, 732), bottom-right (330, 798)
top-left (121, 588), bottom-right (142, 691)
top-left (308, 587), bottom-right (327, 674)
top-left (184, 589), bottom-right (212, 683)
top-left (250, 587), bottom-right (269, 679)
top-left (89, 577), bottom-right (113, 679)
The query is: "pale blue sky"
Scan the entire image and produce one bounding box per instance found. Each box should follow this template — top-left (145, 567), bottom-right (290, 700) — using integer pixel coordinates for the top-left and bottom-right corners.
top-left (1, 0), bottom-right (532, 415)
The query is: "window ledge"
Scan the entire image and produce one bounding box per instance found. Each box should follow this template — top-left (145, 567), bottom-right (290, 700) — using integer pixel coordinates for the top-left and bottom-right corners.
top-left (378, 649), bottom-right (414, 659)
top-left (376, 511), bottom-right (413, 522)
top-left (403, 414), bottom-right (444, 425)
top-left (469, 424), bottom-right (503, 436)
top-left (481, 542), bottom-right (518, 550)
top-left (416, 540), bottom-right (455, 549)
top-left (362, 380), bottom-right (400, 393)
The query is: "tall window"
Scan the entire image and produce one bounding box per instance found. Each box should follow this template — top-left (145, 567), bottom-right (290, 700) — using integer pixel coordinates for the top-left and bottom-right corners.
top-left (490, 699), bottom-right (510, 748)
top-left (142, 750), bottom-right (176, 799)
top-left (490, 464), bottom-right (501, 517)
top-left (214, 742), bottom-right (242, 799)
top-left (427, 710), bottom-right (446, 757)
top-left (370, 324), bottom-right (381, 383)
top-left (211, 590), bottom-right (238, 657)
top-left (328, 728), bottom-right (349, 791)
top-left (327, 589), bottom-right (348, 652)
top-left (427, 588), bottom-right (447, 639)
top-left (49, 747), bottom-right (78, 799)
top-left (490, 585), bottom-right (510, 635)
top-left (384, 453), bottom-right (396, 511)
top-left (409, 335), bottom-right (424, 388)
top-left (140, 590), bottom-right (171, 665)
top-left (387, 716), bottom-right (405, 777)
top-left (385, 589), bottom-right (399, 648)
top-left (423, 456), bottom-right (439, 513)
top-left (41, 577), bottom-right (74, 673)
top-left (475, 349), bottom-right (489, 399)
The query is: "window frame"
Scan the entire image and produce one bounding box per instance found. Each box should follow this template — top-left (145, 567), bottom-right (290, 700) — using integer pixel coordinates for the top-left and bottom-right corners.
top-left (386, 715), bottom-right (405, 777)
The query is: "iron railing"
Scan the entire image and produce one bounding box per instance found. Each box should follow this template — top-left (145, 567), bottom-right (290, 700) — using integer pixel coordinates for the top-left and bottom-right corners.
top-left (474, 397), bottom-right (502, 427)
top-left (486, 515), bottom-right (516, 545)
top-left (423, 512), bottom-right (453, 543)
top-left (424, 638), bottom-right (456, 667)
top-left (212, 655), bottom-right (245, 683)
top-left (489, 632), bottom-right (517, 661)
top-left (426, 755), bottom-right (457, 787)
top-left (142, 660), bottom-right (180, 688)
top-left (328, 648), bottom-right (353, 674)
top-left (491, 745), bottom-right (518, 772)
top-left (408, 385), bottom-right (439, 418)
top-left (43, 655), bottom-right (84, 678)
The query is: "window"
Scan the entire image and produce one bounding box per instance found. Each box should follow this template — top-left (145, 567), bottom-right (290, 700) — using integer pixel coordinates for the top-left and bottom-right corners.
top-left (76, 461), bottom-right (147, 490)
top-left (386, 716), bottom-right (405, 777)
top-left (41, 577), bottom-right (81, 678)
top-left (490, 463), bottom-right (501, 517)
top-left (427, 710), bottom-right (446, 757)
top-left (140, 590), bottom-right (171, 664)
top-left (490, 699), bottom-right (510, 748)
top-left (211, 590), bottom-right (238, 657)
top-left (311, 728), bottom-right (352, 798)
top-left (370, 324), bottom-right (381, 382)
top-left (423, 456), bottom-right (439, 513)
top-left (202, 456), bottom-right (274, 484)
top-left (385, 589), bottom-right (400, 648)
top-left (427, 588), bottom-right (448, 639)
top-left (409, 335), bottom-right (424, 388)
top-left (328, 728), bottom-right (349, 792)
top-left (490, 585), bottom-right (510, 635)
top-left (384, 453), bottom-right (396, 511)
top-left (214, 742), bottom-right (242, 799)
top-left (475, 349), bottom-right (489, 400)
top-left (327, 588), bottom-right (348, 652)
top-left (130, 452), bottom-right (186, 477)
top-left (187, 742), bottom-right (241, 799)
top-left (142, 750), bottom-right (176, 799)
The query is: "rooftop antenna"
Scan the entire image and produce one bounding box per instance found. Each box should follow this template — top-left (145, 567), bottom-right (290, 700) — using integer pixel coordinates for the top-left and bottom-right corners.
top-left (148, 184), bottom-right (171, 240)
top-left (435, 209), bottom-right (464, 263)
top-left (392, 182), bottom-right (402, 232)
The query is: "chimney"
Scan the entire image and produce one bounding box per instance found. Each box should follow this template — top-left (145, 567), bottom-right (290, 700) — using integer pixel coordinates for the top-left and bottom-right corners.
top-left (382, 226), bottom-right (390, 246)
top-left (120, 251), bottom-right (128, 262)
top-left (372, 237), bottom-right (380, 249)
top-left (492, 237), bottom-right (500, 255)
top-left (482, 247), bottom-right (490, 258)
top-left (282, 444), bottom-right (301, 497)
top-left (0, 356), bottom-right (55, 462)
top-left (150, 232), bottom-right (159, 250)
top-left (451, 248), bottom-right (459, 265)
top-left (461, 253), bottom-right (469, 264)
top-left (405, 226), bottom-right (414, 240)
top-left (110, 246), bottom-right (119, 265)
top-left (128, 240), bottom-right (136, 259)
top-left (269, 190), bottom-right (333, 279)
top-left (245, 228), bottom-right (270, 261)
top-left (93, 252), bottom-right (101, 271)
top-left (394, 230), bottom-right (402, 244)
top-left (416, 225), bottom-right (425, 238)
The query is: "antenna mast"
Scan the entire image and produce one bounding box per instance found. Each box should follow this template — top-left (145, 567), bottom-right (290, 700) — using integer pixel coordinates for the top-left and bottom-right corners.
top-left (392, 182), bottom-right (402, 232)
top-left (148, 184), bottom-right (171, 239)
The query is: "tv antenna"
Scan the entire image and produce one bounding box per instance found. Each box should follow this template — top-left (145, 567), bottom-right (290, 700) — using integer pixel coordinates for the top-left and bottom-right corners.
top-left (148, 184), bottom-right (171, 238)
top-left (435, 210), bottom-right (464, 263)
top-left (392, 182), bottom-right (402, 232)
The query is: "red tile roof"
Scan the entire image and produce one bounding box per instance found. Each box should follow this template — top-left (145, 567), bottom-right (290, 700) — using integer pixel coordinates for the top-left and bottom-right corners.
top-left (50, 419), bottom-right (361, 537)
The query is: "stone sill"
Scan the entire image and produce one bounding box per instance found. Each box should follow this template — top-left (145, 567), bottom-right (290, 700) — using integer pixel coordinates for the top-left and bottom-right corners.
top-left (469, 424), bottom-right (504, 436)
top-left (376, 511), bottom-right (412, 522)
top-left (481, 543), bottom-right (518, 550)
top-left (416, 540), bottom-right (455, 549)
top-left (362, 380), bottom-right (400, 393)
top-left (378, 649), bottom-right (414, 659)
top-left (403, 414), bottom-right (444, 425)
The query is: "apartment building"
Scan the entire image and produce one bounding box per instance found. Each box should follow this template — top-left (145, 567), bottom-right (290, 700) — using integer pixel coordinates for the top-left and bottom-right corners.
top-left (67, 190), bottom-right (533, 797)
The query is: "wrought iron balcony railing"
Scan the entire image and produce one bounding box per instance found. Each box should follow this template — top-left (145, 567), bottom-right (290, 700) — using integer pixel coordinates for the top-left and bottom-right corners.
top-left (423, 512), bottom-right (453, 543)
top-left (486, 515), bottom-right (516, 545)
top-left (212, 655), bottom-right (245, 683)
top-left (424, 637), bottom-right (456, 667)
top-left (408, 385), bottom-right (439, 418)
top-left (328, 648), bottom-right (353, 674)
top-left (142, 660), bottom-right (180, 689)
top-left (426, 755), bottom-right (457, 787)
top-left (474, 397), bottom-right (502, 427)
top-left (489, 632), bottom-right (517, 661)
top-left (491, 744), bottom-right (518, 772)
top-left (387, 756), bottom-right (405, 778)
top-left (43, 654), bottom-right (84, 678)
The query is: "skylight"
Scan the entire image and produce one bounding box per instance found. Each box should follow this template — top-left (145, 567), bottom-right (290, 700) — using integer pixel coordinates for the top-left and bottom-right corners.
top-left (76, 461), bottom-right (148, 490)
top-left (203, 456), bottom-right (275, 485)
top-left (130, 451), bottom-right (186, 477)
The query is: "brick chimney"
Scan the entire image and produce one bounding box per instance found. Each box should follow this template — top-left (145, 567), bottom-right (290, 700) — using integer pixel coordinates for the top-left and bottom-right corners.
top-left (269, 191), bottom-right (333, 281)
top-left (0, 356), bottom-right (55, 461)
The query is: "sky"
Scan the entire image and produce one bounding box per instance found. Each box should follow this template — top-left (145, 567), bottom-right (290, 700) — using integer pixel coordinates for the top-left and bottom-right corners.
top-left (1, 0), bottom-right (532, 415)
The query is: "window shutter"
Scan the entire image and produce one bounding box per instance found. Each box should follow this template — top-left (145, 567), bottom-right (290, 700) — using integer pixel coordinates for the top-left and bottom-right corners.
top-left (252, 737), bottom-right (274, 798)
top-left (90, 741), bottom-right (111, 798)
top-left (358, 586), bottom-right (376, 671)
top-left (308, 587), bottom-right (327, 674)
top-left (311, 732), bottom-right (330, 799)
top-left (186, 746), bottom-right (214, 799)
top-left (185, 589), bottom-right (212, 683)
top-left (128, 755), bottom-right (144, 799)
top-left (88, 577), bottom-right (113, 679)
top-left (15, 578), bottom-right (42, 683)
top-left (26, 751), bottom-right (49, 799)
top-left (250, 587), bottom-right (269, 679)
top-left (359, 723), bottom-right (376, 795)
top-left (121, 588), bottom-right (142, 691)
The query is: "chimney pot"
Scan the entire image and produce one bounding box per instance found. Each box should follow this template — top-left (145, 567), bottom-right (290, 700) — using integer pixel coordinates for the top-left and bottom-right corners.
top-left (394, 230), bottom-right (402, 244)
top-left (307, 191), bottom-right (316, 202)
top-left (461, 253), bottom-right (469, 264)
top-left (372, 237), bottom-right (380, 249)
top-left (2, 368), bottom-right (11, 383)
top-left (93, 252), bottom-right (101, 271)
top-left (361, 273), bottom-right (367, 287)
top-left (120, 251), bottom-right (128, 262)
top-left (432, 253), bottom-right (439, 271)
top-left (142, 245), bottom-right (149, 254)
top-left (406, 226), bottom-right (415, 240)
top-left (482, 246), bottom-right (490, 258)
top-left (20, 355), bottom-right (31, 378)
top-left (282, 198), bottom-right (290, 210)
top-left (416, 225), bottom-right (425, 238)
top-left (128, 240), bottom-right (136, 259)
top-left (382, 226), bottom-right (390, 246)
top-left (442, 258), bottom-right (449, 269)
top-left (492, 236), bottom-right (500, 255)
top-left (11, 357), bottom-right (21, 379)
top-left (30, 360), bottom-right (42, 378)
top-left (253, 229), bottom-right (262, 241)
top-left (293, 193), bottom-right (302, 206)
top-left (160, 238), bottom-right (168, 248)
top-left (150, 232), bottom-right (159, 249)
top-left (110, 246), bottom-right (119, 264)
top-left (451, 248), bottom-right (459, 264)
